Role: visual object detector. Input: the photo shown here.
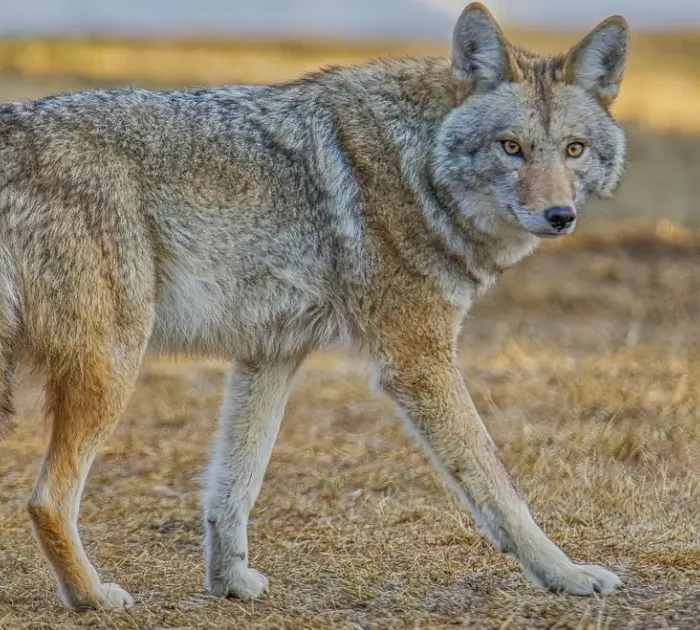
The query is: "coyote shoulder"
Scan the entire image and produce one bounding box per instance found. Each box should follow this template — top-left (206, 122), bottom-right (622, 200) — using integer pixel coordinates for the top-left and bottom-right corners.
top-left (0, 3), bottom-right (629, 609)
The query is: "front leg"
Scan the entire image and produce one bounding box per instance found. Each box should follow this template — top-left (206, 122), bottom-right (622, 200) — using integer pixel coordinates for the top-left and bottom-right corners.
top-left (376, 353), bottom-right (621, 595)
top-left (203, 359), bottom-right (300, 599)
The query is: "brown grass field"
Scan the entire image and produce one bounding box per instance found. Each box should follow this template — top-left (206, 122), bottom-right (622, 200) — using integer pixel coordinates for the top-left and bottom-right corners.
top-left (0, 31), bottom-right (699, 629)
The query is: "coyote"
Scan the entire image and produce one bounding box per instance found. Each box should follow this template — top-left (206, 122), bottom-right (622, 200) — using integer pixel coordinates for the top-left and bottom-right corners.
top-left (0, 3), bottom-right (629, 610)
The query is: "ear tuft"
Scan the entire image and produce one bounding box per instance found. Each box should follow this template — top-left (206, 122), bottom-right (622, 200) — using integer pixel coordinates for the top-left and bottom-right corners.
top-left (567, 15), bottom-right (630, 107)
top-left (452, 3), bottom-right (514, 93)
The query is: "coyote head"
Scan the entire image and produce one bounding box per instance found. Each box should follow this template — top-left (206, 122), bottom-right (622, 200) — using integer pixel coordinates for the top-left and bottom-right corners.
top-left (433, 2), bottom-right (630, 238)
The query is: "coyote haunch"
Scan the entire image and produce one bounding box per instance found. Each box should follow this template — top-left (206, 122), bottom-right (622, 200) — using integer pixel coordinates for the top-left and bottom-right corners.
top-left (0, 3), bottom-right (629, 610)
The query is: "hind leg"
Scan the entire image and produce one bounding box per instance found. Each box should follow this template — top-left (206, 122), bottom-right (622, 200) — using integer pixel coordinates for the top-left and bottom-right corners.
top-left (204, 358), bottom-right (300, 599)
top-left (28, 336), bottom-right (148, 610)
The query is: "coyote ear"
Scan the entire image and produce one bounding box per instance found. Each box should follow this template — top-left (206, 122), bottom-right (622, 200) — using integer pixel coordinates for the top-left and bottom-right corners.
top-left (566, 16), bottom-right (630, 108)
top-left (451, 3), bottom-right (515, 92)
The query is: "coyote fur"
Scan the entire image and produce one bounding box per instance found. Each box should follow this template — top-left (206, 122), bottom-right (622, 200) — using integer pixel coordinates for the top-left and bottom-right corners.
top-left (0, 3), bottom-right (630, 609)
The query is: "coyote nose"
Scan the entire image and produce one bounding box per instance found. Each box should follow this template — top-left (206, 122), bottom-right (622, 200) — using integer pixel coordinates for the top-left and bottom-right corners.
top-left (543, 206), bottom-right (576, 231)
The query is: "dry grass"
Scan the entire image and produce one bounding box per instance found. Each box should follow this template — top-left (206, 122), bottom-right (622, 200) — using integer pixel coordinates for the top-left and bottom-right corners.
top-left (0, 221), bottom-right (698, 629)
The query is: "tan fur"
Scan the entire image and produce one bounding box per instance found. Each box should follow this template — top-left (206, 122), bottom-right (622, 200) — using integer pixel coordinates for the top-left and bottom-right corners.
top-left (519, 162), bottom-right (575, 211)
top-left (0, 2), bottom-right (630, 609)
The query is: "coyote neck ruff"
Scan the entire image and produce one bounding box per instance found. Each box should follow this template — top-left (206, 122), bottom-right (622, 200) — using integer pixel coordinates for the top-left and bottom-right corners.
top-left (325, 57), bottom-right (544, 306)
top-left (0, 2), bottom-right (629, 611)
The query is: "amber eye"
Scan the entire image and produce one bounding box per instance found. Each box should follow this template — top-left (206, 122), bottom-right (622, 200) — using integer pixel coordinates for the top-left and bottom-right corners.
top-left (566, 142), bottom-right (585, 158)
top-left (502, 140), bottom-right (523, 156)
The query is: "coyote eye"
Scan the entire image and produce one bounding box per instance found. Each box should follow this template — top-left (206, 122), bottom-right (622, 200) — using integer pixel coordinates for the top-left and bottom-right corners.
top-left (566, 142), bottom-right (585, 158)
top-left (501, 140), bottom-right (523, 156)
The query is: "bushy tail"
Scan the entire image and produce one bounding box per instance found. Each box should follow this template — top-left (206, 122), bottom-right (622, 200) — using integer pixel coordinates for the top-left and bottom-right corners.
top-left (0, 239), bottom-right (19, 437)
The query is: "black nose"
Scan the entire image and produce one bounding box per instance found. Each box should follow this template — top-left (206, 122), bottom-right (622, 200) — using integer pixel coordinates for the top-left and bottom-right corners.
top-left (543, 206), bottom-right (576, 231)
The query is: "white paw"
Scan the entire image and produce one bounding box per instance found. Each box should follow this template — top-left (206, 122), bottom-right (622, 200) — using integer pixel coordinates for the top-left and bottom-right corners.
top-left (565, 564), bottom-right (623, 595)
top-left (97, 582), bottom-right (135, 609)
top-left (207, 567), bottom-right (269, 600)
top-left (526, 561), bottom-right (622, 596)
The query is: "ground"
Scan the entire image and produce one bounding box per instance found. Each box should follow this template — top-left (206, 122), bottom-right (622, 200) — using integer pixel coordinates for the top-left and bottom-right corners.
top-left (0, 46), bottom-right (698, 629)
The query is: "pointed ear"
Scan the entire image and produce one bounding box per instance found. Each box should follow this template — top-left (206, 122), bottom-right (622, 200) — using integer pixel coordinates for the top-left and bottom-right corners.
top-left (451, 3), bottom-right (516, 92)
top-left (566, 16), bottom-right (630, 108)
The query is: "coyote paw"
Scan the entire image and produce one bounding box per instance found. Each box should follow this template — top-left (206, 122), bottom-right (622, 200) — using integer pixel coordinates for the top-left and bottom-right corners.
top-left (97, 582), bottom-right (135, 608)
top-left (526, 561), bottom-right (622, 596)
top-left (64, 582), bottom-right (135, 610)
top-left (207, 567), bottom-right (269, 600)
top-left (562, 564), bottom-right (622, 595)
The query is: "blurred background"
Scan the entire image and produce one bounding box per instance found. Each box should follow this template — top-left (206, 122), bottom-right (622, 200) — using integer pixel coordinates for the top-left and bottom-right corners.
top-left (0, 3), bottom-right (698, 629)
